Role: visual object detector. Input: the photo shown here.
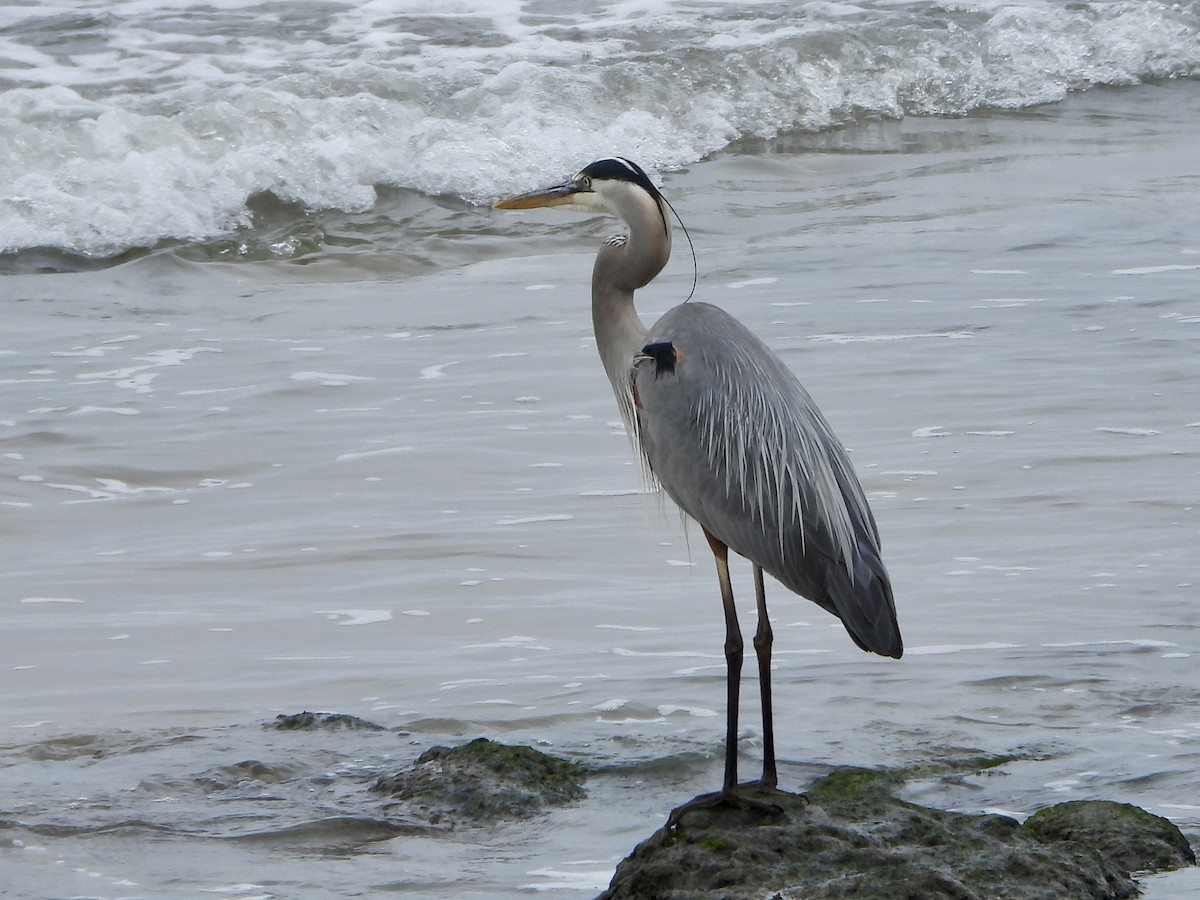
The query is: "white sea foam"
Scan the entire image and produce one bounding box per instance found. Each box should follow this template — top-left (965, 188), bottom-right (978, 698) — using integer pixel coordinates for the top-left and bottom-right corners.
top-left (334, 446), bottom-right (415, 461)
top-left (657, 704), bottom-right (718, 718)
top-left (808, 331), bottom-right (975, 343)
top-left (521, 866), bottom-right (613, 893)
top-left (419, 363), bottom-right (458, 380)
top-left (1096, 427), bottom-right (1160, 437)
top-left (1, 0), bottom-right (1196, 256)
top-left (912, 426), bottom-right (952, 438)
top-left (1112, 264), bottom-right (1200, 275)
top-left (907, 642), bottom-right (1024, 656)
top-left (316, 609), bottom-right (393, 626)
top-left (290, 371), bottom-right (373, 386)
top-left (494, 514), bottom-right (574, 525)
top-left (592, 698), bottom-right (628, 712)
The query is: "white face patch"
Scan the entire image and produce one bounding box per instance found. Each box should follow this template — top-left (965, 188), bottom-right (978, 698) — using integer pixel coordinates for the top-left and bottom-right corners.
top-left (559, 191), bottom-right (611, 214)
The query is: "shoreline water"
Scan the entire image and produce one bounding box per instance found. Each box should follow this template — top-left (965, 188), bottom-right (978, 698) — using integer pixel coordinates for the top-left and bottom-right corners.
top-left (4, 0), bottom-right (1199, 259)
top-left (2, 78), bottom-right (1199, 896)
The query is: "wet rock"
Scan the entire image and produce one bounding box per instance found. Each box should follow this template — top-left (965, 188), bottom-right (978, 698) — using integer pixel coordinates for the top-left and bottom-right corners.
top-left (598, 766), bottom-right (1196, 899)
top-left (372, 737), bottom-right (586, 825)
top-left (270, 711), bottom-right (385, 731)
top-left (196, 758), bottom-right (306, 791)
top-left (1025, 800), bottom-right (1196, 874)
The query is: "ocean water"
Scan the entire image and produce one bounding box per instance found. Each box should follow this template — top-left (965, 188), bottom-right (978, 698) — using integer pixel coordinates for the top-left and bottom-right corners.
top-left (2, 1), bottom-right (1199, 897)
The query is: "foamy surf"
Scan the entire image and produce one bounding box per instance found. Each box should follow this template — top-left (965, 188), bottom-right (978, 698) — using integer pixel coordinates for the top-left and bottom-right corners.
top-left (2, 0), bottom-right (1197, 258)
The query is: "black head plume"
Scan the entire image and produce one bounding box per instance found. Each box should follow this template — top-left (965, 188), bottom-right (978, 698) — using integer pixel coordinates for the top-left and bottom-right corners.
top-left (579, 158), bottom-right (661, 200)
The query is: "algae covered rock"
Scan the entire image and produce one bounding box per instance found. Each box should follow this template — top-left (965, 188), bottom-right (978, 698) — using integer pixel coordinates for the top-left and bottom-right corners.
top-left (271, 711), bottom-right (386, 731)
top-left (598, 766), bottom-right (1195, 899)
top-left (372, 737), bottom-right (586, 825)
top-left (1025, 799), bottom-right (1196, 874)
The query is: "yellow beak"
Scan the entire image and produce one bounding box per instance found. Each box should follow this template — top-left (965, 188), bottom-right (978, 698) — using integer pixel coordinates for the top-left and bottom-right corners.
top-left (494, 179), bottom-right (584, 210)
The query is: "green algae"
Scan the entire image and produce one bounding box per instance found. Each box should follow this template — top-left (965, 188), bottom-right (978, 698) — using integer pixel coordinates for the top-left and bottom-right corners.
top-left (598, 763), bottom-right (1196, 899)
top-left (372, 737), bottom-right (585, 824)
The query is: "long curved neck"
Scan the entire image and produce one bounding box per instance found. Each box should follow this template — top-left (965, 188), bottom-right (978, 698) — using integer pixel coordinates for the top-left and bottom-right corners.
top-left (590, 193), bottom-right (671, 433)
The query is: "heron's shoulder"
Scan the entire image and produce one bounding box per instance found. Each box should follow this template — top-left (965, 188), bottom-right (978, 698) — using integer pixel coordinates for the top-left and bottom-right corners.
top-left (649, 301), bottom-right (760, 346)
top-left (648, 302), bottom-right (784, 380)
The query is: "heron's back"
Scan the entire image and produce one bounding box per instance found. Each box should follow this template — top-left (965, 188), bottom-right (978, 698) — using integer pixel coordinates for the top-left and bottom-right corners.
top-left (632, 302), bottom-right (901, 658)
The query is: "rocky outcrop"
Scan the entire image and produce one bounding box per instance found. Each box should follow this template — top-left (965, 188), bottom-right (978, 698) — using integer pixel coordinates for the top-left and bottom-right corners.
top-left (599, 767), bottom-right (1195, 899)
top-left (372, 736), bottom-right (586, 826)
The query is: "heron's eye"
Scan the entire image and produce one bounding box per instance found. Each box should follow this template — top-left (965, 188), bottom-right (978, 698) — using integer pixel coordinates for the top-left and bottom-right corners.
top-left (578, 175), bottom-right (593, 191)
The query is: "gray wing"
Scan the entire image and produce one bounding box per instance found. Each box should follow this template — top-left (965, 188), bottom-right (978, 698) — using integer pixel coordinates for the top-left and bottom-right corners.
top-left (632, 302), bottom-right (901, 658)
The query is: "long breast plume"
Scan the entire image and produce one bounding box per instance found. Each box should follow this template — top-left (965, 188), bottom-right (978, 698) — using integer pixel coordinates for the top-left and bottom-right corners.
top-left (694, 334), bottom-right (862, 579)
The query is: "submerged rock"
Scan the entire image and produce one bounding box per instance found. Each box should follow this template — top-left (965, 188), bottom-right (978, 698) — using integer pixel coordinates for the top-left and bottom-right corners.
top-left (270, 711), bottom-right (386, 731)
top-left (598, 767), bottom-right (1196, 899)
top-left (372, 737), bottom-right (586, 825)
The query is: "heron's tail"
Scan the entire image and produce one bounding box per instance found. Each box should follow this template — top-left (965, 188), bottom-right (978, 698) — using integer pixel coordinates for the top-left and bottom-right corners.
top-left (828, 549), bottom-right (902, 659)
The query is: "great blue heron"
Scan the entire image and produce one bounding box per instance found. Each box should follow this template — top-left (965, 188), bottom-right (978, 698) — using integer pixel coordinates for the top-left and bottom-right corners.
top-left (495, 157), bottom-right (902, 823)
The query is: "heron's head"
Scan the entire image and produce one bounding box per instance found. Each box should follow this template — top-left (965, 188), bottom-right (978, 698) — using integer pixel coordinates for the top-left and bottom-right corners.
top-left (495, 157), bottom-right (667, 233)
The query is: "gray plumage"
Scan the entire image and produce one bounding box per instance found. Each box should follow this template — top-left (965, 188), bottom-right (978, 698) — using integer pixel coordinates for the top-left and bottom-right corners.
top-left (496, 157), bottom-right (901, 820)
top-left (634, 302), bottom-right (900, 658)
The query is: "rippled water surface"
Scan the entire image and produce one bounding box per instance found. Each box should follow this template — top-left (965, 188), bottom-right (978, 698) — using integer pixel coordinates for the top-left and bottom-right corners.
top-left (2, 19), bottom-right (1199, 898)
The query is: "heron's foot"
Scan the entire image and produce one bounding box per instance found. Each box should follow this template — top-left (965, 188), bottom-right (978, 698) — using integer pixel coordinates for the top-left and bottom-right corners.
top-left (666, 788), bottom-right (786, 831)
top-left (737, 778), bottom-right (809, 805)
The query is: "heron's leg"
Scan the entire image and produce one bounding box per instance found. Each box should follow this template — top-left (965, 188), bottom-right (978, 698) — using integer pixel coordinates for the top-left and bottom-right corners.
top-left (666, 532), bottom-right (788, 830)
top-left (702, 528), bottom-right (743, 798)
top-left (752, 564), bottom-right (778, 791)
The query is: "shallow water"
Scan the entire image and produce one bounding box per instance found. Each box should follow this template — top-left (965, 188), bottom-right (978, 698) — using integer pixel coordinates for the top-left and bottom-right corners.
top-left (3, 74), bottom-right (1199, 899)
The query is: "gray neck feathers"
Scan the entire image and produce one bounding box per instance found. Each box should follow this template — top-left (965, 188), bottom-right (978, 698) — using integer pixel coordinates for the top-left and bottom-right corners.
top-left (589, 190), bottom-right (672, 441)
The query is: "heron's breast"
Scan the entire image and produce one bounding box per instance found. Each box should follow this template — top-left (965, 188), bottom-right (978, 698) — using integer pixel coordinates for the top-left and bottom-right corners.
top-left (632, 341), bottom-right (722, 506)
top-left (632, 341), bottom-right (690, 414)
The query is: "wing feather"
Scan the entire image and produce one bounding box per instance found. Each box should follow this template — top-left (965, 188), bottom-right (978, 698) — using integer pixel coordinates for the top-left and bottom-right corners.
top-left (632, 302), bottom-right (900, 657)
